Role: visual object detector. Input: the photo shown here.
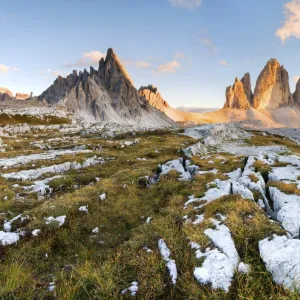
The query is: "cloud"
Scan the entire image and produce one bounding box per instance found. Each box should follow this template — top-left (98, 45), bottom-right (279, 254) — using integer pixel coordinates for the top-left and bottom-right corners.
top-left (201, 38), bottom-right (217, 54)
top-left (65, 50), bottom-right (106, 68)
top-left (219, 60), bottom-right (229, 66)
top-left (155, 60), bottom-right (181, 74)
top-left (123, 59), bottom-right (151, 69)
top-left (294, 75), bottom-right (300, 83)
top-left (276, 0), bottom-right (300, 42)
top-left (40, 69), bottom-right (66, 78)
top-left (168, 0), bottom-right (202, 10)
top-left (0, 64), bottom-right (18, 73)
top-left (0, 64), bottom-right (9, 73)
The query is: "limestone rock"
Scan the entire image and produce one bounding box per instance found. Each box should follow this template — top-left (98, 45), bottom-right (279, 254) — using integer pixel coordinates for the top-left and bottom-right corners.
top-left (253, 59), bottom-right (293, 109)
top-left (224, 77), bottom-right (251, 109)
top-left (241, 73), bottom-right (253, 105)
top-left (15, 93), bottom-right (30, 100)
top-left (138, 85), bottom-right (170, 112)
top-left (38, 48), bottom-right (173, 127)
top-left (0, 87), bottom-right (13, 101)
top-left (293, 78), bottom-right (300, 106)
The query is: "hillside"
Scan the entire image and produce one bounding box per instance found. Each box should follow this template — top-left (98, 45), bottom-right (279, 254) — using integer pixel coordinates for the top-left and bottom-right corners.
top-left (0, 123), bottom-right (300, 298)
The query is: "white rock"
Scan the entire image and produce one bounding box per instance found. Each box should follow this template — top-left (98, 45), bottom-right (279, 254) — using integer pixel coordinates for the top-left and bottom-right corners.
top-left (0, 231), bottom-right (19, 246)
top-left (259, 234), bottom-right (300, 291)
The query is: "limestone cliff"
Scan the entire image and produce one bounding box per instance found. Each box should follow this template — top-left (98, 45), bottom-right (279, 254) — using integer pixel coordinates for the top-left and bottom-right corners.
top-left (224, 77), bottom-right (251, 109)
top-left (252, 59), bottom-right (293, 109)
top-left (138, 85), bottom-right (170, 112)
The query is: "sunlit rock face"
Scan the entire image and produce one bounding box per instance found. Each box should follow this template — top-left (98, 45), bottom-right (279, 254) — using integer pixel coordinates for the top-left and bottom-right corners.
top-left (15, 93), bottom-right (30, 100)
top-left (138, 85), bottom-right (170, 112)
top-left (0, 87), bottom-right (13, 101)
top-left (37, 48), bottom-right (173, 126)
top-left (253, 59), bottom-right (293, 109)
top-left (224, 76), bottom-right (251, 109)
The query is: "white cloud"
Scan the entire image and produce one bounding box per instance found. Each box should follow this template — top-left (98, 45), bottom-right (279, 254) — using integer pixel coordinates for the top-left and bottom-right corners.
top-left (40, 69), bottom-right (66, 78)
top-left (0, 64), bottom-right (9, 72)
top-left (294, 75), bottom-right (300, 83)
top-left (65, 50), bottom-right (106, 68)
top-left (0, 64), bottom-right (18, 73)
top-left (168, 0), bottom-right (202, 10)
top-left (219, 60), bottom-right (229, 66)
top-left (201, 38), bottom-right (217, 54)
top-left (155, 60), bottom-right (181, 74)
top-left (124, 60), bottom-right (151, 69)
top-left (276, 0), bottom-right (300, 42)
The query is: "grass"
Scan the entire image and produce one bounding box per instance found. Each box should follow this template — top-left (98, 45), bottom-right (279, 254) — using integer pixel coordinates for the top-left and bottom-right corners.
top-left (0, 128), bottom-right (298, 299)
top-left (268, 181), bottom-right (300, 196)
top-left (0, 113), bottom-right (71, 125)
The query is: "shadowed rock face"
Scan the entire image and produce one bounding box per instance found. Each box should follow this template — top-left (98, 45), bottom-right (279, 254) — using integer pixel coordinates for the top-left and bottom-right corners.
top-left (253, 59), bottom-right (293, 109)
top-left (241, 73), bottom-right (253, 105)
top-left (38, 48), bottom-right (173, 126)
top-left (224, 76), bottom-right (251, 109)
top-left (294, 79), bottom-right (300, 106)
top-left (138, 85), bottom-right (170, 112)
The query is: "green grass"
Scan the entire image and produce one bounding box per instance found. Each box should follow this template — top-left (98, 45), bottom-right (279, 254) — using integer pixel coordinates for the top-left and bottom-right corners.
top-left (0, 129), bottom-right (298, 299)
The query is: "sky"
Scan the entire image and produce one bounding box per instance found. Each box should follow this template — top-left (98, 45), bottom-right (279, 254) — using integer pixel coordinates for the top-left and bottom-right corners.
top-left (1, 0), bottom-right (300, 108)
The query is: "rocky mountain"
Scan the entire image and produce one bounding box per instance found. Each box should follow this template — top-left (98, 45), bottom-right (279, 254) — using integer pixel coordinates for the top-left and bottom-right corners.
top-left (0, 87), bottom-right (13, 101)
top-left (15, 93), bottom-right (31, 100)
top-left (138, 85), bottom-right (170, 111)
top-left (0, 87), bottom-right (31, 101)
top-left (224, 59), bottom-right (296, 111)
top-left (38, 48), bottom-right (173, 127)
top-left (294, 78), bottom-right (300, 106)
top-left (252, 59), bottom-right (293, 109)
top-left (224, 76), bottom-right (251, 109)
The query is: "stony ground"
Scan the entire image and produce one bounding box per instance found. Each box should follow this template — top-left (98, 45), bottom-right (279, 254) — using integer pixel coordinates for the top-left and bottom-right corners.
top-left (1, 123), bottom-right (300, 299)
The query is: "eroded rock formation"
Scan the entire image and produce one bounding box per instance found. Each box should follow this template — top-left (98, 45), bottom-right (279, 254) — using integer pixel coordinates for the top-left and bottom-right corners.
top-left (38, 48), bottom-right (173, 126)
top-left (252, 59), bottom-right (293, 109)
top-left (138, 85), bottom-right (169, 112)
top-left (0, 87), bottom-right (13, 101)
top-left (224, 76), bottom-right (251, 109)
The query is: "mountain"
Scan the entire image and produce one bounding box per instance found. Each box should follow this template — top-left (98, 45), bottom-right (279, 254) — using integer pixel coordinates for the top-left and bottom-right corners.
top-left (0, 88), bottom-right (30, 101)
top-left (139, 85), bottom-right (169, 111)
top-left (224, 76), bottom-right (251, 109)
top-left (38, 48), bottom-right (174, 127)
top-left (252, 59), bottom-right (293, 109)
top-left (0, 87), bottom-right (13, 101)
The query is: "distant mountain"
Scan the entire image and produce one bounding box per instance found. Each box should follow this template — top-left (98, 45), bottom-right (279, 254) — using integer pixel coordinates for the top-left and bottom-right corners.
top-left (0, 87), bottom-right (30, 101)
top-left (176, 106), bottom-right (219, 113)
top-left (224, 59), bottom-right (297, 110)
top-left (38, 48), bottom-right (173, 127)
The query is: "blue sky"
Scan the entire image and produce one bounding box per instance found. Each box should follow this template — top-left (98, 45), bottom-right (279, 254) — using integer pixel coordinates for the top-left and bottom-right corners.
top-left (1, 0), bottom-right (300, 108)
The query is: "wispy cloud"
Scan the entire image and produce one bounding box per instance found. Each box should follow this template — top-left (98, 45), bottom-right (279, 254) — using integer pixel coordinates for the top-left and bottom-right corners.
top-left (154, 60), bottom-right (181, 74)
top-left (0, 64), bottom-right (18, 73)
top-left (219, 59), bottom-right (229, 66)
top-left (168, 0), bottom-right (202, 10)
top-left (65, 50), bottom-right (106, 68)
top-left (123, 59), bottom-right (151, 69)
top-left (40, 69), bottom-right (66, 79)
top-left (276, 0), bottom-right (300, 43)
top-left (202, 38), bottom-right (217, 53)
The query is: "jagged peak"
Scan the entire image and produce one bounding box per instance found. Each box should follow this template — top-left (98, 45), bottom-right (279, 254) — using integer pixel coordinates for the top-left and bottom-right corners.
top-left (99, 47), bottom-right (134, 86)
top-left (139, 84), bottom-right (158, 94)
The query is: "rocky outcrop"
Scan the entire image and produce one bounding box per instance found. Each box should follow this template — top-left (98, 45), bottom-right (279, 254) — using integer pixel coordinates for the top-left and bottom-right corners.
top-left (294, 78), bottom-right (300, 106)
top-left (38, 48), bottom-right (173, 127)
top-left (138, 85), bottom-right (170, 112)
top-left (15, 93), bottom-right (30, 100)
top-left (0, 87), bottom-right (13, 101)
top-left (224, 77), bottom-right (251, 109)
top-left (253, 59), bottom-right (293, 109)
top-left (241, 73), bottom-right (253, 105)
